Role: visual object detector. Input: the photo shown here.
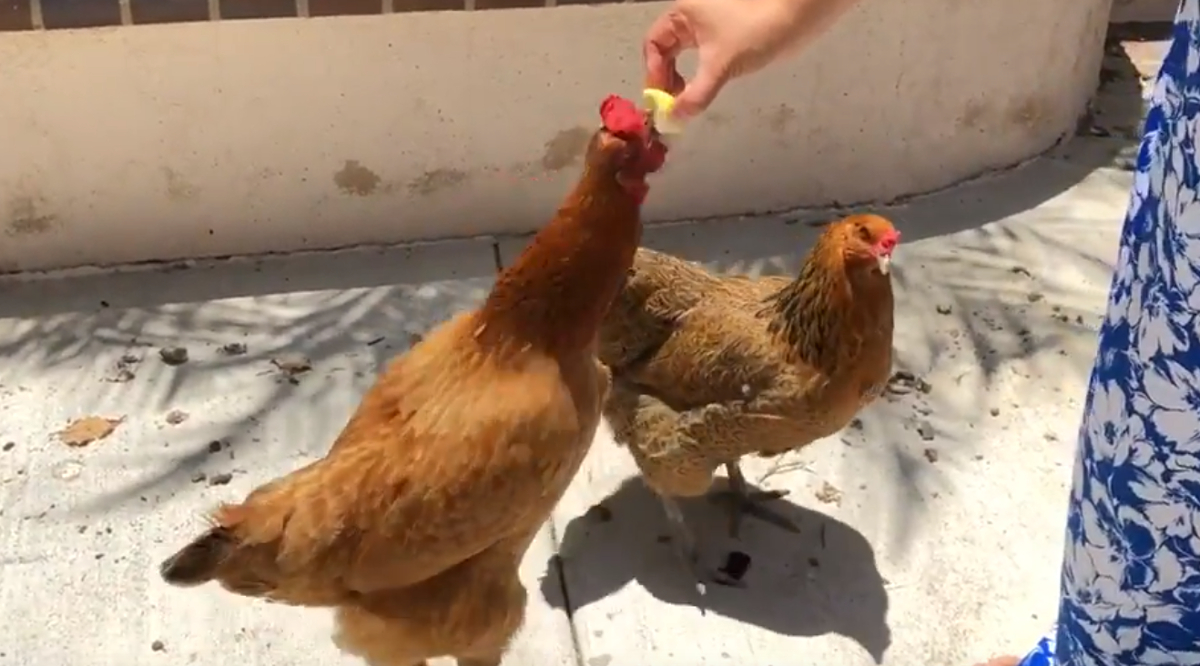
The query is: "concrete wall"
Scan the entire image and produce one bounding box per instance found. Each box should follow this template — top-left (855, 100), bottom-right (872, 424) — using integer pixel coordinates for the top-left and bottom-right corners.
top-left (0, 0), bottom-right (1113, 272)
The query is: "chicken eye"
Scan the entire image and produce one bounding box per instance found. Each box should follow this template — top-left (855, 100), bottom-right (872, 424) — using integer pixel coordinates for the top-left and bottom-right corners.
top-left (856, 225), bottom-right (872, 242)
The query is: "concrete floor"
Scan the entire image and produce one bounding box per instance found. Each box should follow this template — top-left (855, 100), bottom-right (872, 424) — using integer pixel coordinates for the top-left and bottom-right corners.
top-left (0, 131), bottom-right (1138, 666)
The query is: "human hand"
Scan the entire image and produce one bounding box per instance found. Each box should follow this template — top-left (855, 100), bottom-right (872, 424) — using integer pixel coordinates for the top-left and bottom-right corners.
top-left (643, 0), bottom-right (801, 119)
top-left (643, 0), bottom-right (859, 119)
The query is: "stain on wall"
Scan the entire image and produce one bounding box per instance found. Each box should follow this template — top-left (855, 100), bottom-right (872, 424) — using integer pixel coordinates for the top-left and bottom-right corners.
top-left (162, 166), bottom-right (199, 201)
top-left (334, 159), bottom-right (382, 196)
top-left (5, 194), bottom-right (56, 237)
top-left (407, 168), bottom-right (470, 196)
top-left (763, 104), bottom-right (797, 134)
top-left (540, 126), bottom-right (592, 172)
top-left (957, 99), bottom-right (988, 131)
top-left (1008, 95), bottom-right (1049, 130)
top-left (703, 112), bottom-right (732, 127)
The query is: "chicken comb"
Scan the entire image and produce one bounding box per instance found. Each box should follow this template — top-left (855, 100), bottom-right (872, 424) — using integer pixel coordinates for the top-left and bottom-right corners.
top-left (599, 95), bottom-right (644, 137)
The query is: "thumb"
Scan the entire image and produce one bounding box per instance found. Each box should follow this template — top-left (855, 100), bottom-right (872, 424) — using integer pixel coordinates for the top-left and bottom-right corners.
top-left (672, 55), bottom-right (732, 119)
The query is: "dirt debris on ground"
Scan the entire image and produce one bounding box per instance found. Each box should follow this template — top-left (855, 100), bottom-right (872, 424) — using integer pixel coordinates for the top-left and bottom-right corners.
top-left (886, 370), bottom-right (932, 396)
top-left (584, 504), bottom-right (613, 523)
top-left (105, 353), bottom-right (141, 383)
top-left (159, 347), bottom-right (189, 366)
top-left (272, 353), bottom-right (313, 384)
top-left (164, 409), bottom-right (189, 425)
top-left (814, 480), bottom-right (843, 505)
top-left (219, 342), bottom-right (248, 356)
top-left (56, 416), bottom-right (124, 448)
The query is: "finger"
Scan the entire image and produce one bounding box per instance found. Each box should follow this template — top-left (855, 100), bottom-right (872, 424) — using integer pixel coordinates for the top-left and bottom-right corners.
top-left (672, 56), bottom-right (732, 119)
top-left (643, 10), bottom-right (691, 92)
top-left (663, 67), bottom-right (686, 96)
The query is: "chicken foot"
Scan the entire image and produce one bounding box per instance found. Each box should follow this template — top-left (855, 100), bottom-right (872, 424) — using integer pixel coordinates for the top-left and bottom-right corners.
top-left (710, 462), bottom-right (799, 538)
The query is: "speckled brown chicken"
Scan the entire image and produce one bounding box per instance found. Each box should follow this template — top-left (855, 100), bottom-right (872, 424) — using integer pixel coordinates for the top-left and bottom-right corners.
top-left (156, 95), bottom-right (667, 666)
top-left (599, 214), bottom-right (899, 590)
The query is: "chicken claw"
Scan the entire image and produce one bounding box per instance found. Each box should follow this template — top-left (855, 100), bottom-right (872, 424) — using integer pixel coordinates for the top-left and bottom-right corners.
top-left (711, 462), bottom-right (799, 538)
top-left (659, 495), bottom-right (711, 600)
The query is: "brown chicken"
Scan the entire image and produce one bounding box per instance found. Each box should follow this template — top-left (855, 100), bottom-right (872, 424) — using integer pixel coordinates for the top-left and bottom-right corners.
top-left (598, 214), bottom-right (899, 590)
top-left (156, 95), bottom-right (667, 666)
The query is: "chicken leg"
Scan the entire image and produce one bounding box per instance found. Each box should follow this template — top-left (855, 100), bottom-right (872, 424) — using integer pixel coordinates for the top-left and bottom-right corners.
top-left (710, 462), bottom-right (799, 538)
top-left (659, 495), bottom-right (712, 598)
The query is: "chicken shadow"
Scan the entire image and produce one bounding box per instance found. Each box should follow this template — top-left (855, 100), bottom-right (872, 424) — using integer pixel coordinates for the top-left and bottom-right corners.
top-left (541, 476), bottom-right (891, 663)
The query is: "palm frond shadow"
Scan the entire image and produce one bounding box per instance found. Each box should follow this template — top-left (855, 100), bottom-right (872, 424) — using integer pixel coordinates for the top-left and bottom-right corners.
top-left (0, 241), bottom-right (498, 515)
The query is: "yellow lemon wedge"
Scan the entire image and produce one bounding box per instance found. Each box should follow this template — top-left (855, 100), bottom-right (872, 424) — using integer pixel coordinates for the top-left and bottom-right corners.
top-left (643, 88), bottom-right (684, 135)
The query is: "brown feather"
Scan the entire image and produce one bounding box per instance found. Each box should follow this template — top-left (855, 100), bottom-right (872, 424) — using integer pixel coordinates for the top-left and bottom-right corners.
top-left (599, 213), bottom-right (897, 498)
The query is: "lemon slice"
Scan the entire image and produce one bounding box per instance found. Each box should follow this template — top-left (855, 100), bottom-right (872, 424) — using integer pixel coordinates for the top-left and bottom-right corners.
top-left (643, 88), bottom-right (684, 135)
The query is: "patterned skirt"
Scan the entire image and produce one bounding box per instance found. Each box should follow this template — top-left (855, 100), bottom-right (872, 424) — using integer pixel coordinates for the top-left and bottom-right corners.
top-left (1019, 1), bottom-right (1200, 664)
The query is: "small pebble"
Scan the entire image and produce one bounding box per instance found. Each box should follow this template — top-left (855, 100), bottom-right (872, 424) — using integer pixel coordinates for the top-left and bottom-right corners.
top-left (717, 550), bottom-right (752, 582)
top-left (191, 471), bottom-right (207, 484)
top-left (151, 640), bottom-right (165, 652)
top-left (1027, 292), bottom-right (1044, 303)
top-left (159, 347), bottom-right (189, 366)
top-left (2, 441), bottom-right (13, 452)
top-left (165, 410), bottom-right (189, 425)
top-left (207, 440), bottom-right (224, 453)
top-left (208, 472), bottom-right (233, 486)
top-left (923, 447), bottom-right (939, 463)
top-left (990, 407), bottom-right (1001, 417)
top-left (935, 304), bottom-right (952, 315)
top-left (584, 504), bottom-right (613, 523)
top-left (916, 420), bottom-right (936, 441)
top-left (52, 459), bottom-right (84, 481)
top-left (219, 342), bottom-right (248, 356)
top-left (886, 370), bottom-right (931, 395)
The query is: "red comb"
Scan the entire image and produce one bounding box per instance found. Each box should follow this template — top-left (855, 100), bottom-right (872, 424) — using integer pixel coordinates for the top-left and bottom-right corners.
top-left (600, 95), bottom-right (644, 137)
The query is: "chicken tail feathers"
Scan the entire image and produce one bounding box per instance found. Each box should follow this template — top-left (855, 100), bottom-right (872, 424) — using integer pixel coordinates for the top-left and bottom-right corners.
top-left (159, 526), bottom-right (237, 587)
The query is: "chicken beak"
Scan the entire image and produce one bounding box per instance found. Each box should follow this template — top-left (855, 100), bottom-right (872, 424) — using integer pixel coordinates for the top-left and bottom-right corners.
top-left (876, 253), bottom-right (892, 275)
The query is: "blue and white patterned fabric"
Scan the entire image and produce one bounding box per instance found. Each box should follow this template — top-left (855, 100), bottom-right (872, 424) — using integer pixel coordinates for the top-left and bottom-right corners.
top-left (1017, 1), bottom-right (1200, 664)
